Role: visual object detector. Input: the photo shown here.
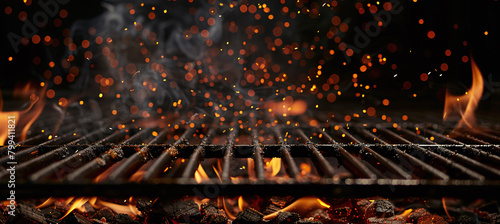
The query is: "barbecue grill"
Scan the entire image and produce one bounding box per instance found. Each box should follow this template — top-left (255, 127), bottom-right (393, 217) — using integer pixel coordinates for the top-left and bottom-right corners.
top-left (2, 0), bottom-right (500, 222)
top-left (2, 108), bottom-right (500, 199)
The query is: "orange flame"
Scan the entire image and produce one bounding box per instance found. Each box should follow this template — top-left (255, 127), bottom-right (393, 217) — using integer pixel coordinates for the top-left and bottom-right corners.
top-left (193, 198), bottom-right (211, 207)
top-left (98, 199), bottom-right (142, 217)
top-left (35, 197), bottom-right (56, 209)
top-left (59, 197), bottom-right (88, 220)
top-left (263, 197), bottom-right (331, 220)
top-left (194, 164), bottom-right (209, 183)
top-left (88, 196), bottom-right (98, 207)
top-left (36, 197), bottom-right (142, 219)
top-left (265, 158), bottom-right (281, 177)
top-left (238, 196), bottom-right (245, 211)
top-left (443, 57), bottom-right (484, 129)
top-left (212, 165), bottom-right (221, 180)
top-left (317, 198), bottom-right (331, 208)
top-left (396, 209), bottom-right (413, 219)
top-left (442, 197), bottom-right (452, 221)
top-left (0, 83), bottom-right (46, 145)
top-left (222, 197), bottom-right (237, 220)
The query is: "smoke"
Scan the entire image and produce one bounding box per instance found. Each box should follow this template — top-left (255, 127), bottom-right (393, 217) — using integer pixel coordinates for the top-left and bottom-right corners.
top-left (61, 0), bottom-right (251, 121)
top-left (62, 0), bottom-right (352, 122)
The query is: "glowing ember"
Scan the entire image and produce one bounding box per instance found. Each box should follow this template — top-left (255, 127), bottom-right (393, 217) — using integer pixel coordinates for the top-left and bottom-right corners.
top-left (300, 163), bottom-right (312, 176)
top-left (268, 99), bottom-right (308, 116)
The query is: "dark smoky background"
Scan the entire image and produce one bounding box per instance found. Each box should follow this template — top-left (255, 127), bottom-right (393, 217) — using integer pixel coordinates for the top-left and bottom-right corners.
top-left (1, 0), bottom-right (499, 119)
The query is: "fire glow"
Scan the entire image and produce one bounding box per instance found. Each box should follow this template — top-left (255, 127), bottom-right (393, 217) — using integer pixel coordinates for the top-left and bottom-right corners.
top-left (443, 57), bottom-right (484, 129)
top-left (35, 196), bottom-right (142, 219)
top-left (263, 197), bottom-right (331, 220)
top-left (0, 83), bottom-right (46, 145)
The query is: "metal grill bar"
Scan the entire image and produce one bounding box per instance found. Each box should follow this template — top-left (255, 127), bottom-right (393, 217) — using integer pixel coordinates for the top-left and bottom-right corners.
top-left (356, 127), bottom-right (450, 180)
top-left (2, 111), bottom-right (500, 198)
top-left (337, 126), bottom-right (412, 179)
top-left (65, 128), bottom-right (153, 182)
top-left (423, 128), bottom-right (500, 164)
top-left (29, 129), bottom-right (126, 182)
top-left (250, 117), bottom-right (265, 181)
top-left (142, 122), bottom-right (200, 181)
top-left (181, 126), bottom-right (217, 179)
top-left (271, 125), bottom-right (301, 180)
top-left (107, 129), bottom-right (169, 182)
top-left (0, 127), bottom-right (109, 179)
top-left (0, 131), bottom-right (79, 165)
top-left (454, 131), bottom-right (500, 154)
top-left (377, 127), bottom-right (485, 180)
top-left (317, 128), bottom-right (377, 179)
top-left (462, 128), bottom-right (500, 143)
top-left (399, 128), bottom-right (500, 177)
top-left (295, 129), bottom-right (335, 178)
top-left (0, 121), bottom-right (85, 156)
top-left (221, 119), bottom-right (239, 181)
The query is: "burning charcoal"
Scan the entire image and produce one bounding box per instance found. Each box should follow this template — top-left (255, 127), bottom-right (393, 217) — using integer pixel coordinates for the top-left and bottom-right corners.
top-left (91, 219), bottom-right (107, 224)
top-left (457, 214), bottom-right (478, 224)
top-left (367, 216), bottom-right (406, 224)
top-left (417, 215), bottom-right (448, 224)
top-left (136, 199), bottom-right (168, 224)
top-left (233, 207), bottom-right (264, 224)
top-left (294, 220), bottom-right (323, 224)
top-left (269, 196), bottom-right (293, 208)
top-left (41, 207), bottom-right (63, 219)
top-left (136, 199), bottom-right (154, 213)
top-left (47, 218), bottom-right (62, 223)
top-left (200, 203), bottom-right (227, 224)
top-left (163, 200), bottom-right (200, 223)
top-left (82, 202), bottom-right (96, 214)
top-left (91, 207), bottom-right (116, 221)
top-left (328, 199), bottom-right (352, 223)
top-left (6, 204), bottom-right (47, 224)
top-left (271, 211), bottom-right (300, 223)
top-left (480, 213), bottom-right (500, 224)
top-left (264, 197), bottom-right (293, 215)
top-left (354, 199), bottom-right (376, 221)
top-left (408, 208), bottom-right (430, 223)
top-left (373, 200), bottom-right (394, 217)
top-left (306, 209), bottom-right (331, 222)
top-left (264, 204), bottom-right (281, 215)
top-left (61, 213), bottom-right (93, 224)
top-left (114, 213), bottom-right (140, 224)
top-left (355, 199), bottom-right (394, 220)
top-left (143, 212), bottom-right (169, 224)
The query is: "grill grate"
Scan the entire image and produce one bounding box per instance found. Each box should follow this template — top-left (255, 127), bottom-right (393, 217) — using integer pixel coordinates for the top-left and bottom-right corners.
top-left (2, 111), bottom-right (500, 198)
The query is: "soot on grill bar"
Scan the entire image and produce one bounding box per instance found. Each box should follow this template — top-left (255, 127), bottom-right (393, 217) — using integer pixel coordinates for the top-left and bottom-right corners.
top-left (1, 0), bottom-right (500, 223)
